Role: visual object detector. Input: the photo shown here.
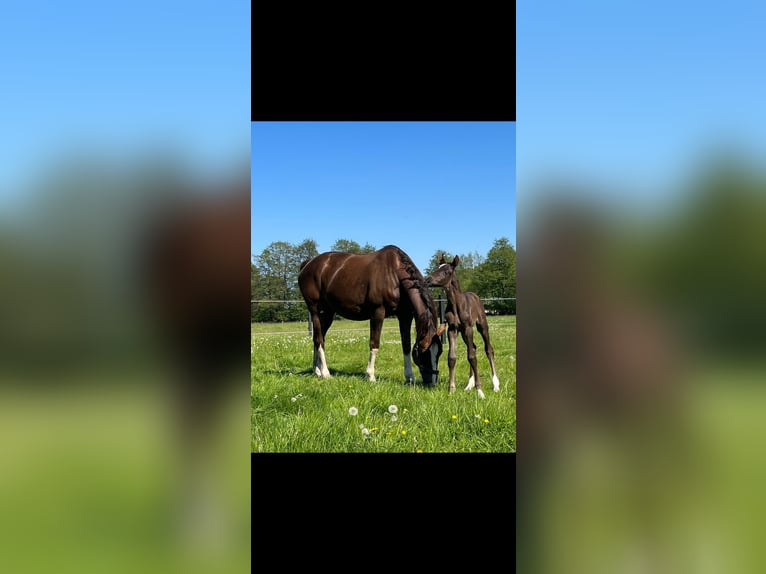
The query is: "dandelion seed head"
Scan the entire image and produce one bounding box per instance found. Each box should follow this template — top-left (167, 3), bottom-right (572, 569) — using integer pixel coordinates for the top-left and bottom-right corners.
top-left (348, 407), bottom-right (358, 416)
top-left (361, 428), bottom-right (370, 436)
top-left (390, 415), bottom-right (398, 422)
top-left (388, 404), bottom-right (398, 414)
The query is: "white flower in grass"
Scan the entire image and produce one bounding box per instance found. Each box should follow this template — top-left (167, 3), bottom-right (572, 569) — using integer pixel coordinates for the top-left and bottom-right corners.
top-left (388, 405), bottom-right (398, 414)
top-left (359, 423), bottom-right (365, 429)
top-left (361, 428), bottom-right (370, 436)
top-left (348, 407), bottom-right (358, 416)
top-left (291, 397), bottom-right (297, 402)
top-left (390, 415), bottom-right (398, 422)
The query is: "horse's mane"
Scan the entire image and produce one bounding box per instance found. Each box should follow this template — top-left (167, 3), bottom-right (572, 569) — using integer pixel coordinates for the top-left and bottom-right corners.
top-left (388, 245), bottom-right (437, 330)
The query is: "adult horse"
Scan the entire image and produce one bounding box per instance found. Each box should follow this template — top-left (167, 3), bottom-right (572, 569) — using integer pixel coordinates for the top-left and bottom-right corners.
top-left (298, 245), bottom-right (445, 385)
top-left (426, 253), bottom-right (500, 398)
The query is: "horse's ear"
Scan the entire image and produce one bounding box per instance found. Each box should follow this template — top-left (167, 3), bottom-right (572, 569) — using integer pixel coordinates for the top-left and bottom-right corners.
top-left (437, 323), bottom-right (447, 337)
top-left (452, 255), bottom-right (460, 268)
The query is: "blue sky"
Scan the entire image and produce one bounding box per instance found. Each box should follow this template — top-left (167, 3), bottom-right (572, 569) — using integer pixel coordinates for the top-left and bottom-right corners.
top-left (3, 2), bottom-right (764, 252)
top-left (517, 2), bottom-right (766, 210)
top-left (0, 2), bottom-right (249, 201)
top-left (251, 122), bottom-right (516, 272)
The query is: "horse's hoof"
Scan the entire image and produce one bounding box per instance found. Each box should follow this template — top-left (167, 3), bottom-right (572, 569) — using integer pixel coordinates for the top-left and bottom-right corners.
top-left (465, 376), bottom-right (475, 390)
top-left (404, 378), bottom-right (415, 385)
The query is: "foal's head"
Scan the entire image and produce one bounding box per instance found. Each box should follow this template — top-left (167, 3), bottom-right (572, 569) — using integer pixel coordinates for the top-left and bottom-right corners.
top-left (426, 253), bottom-right (459, 289)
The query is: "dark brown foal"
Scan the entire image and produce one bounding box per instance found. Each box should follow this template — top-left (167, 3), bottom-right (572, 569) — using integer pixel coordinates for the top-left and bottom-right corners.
top-left (426, 253), bottom-right (501, 398)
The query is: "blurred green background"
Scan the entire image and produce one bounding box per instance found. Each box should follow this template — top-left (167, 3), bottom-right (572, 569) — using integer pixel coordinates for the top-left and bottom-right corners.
top-left (518, 2), bottom-right (766, 572)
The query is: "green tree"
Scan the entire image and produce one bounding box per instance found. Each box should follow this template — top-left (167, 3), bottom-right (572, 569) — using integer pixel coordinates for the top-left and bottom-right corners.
top-left (474, 237), bottom-right (516, 314)
top-left (426, 249), bottom-right (484, 293)
top-left (330, 239), bottom-right (375, 253)
top-left (251, 261), bottom-right (261, 321)
top-left (253, 239), bottom-right (317, 321)
top-left (295, 238), bottom-right (320, 266)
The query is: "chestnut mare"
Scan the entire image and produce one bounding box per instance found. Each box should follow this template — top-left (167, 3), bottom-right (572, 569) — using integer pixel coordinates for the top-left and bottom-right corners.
top-left (298, 245), bottom-right (445, 386)
top-left (426, 253), bottom-right (500, 398)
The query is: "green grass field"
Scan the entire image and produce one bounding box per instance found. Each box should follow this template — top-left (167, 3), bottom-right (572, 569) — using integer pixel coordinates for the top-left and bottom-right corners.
top-left (251, 316), bottom-right (516, 452)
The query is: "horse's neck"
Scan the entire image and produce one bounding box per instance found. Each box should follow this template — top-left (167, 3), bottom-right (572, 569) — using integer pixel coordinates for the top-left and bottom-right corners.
top-left (401, 280), bottom-right (429, 323)
top-left (444, 279), bottom-right (465, 315)
top-left (396, 267), bottom-right (435, 335)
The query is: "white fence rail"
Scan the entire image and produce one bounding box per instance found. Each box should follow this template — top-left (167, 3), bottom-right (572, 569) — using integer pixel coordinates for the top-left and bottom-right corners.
top-left (251, 297), bottom-right (516, 338)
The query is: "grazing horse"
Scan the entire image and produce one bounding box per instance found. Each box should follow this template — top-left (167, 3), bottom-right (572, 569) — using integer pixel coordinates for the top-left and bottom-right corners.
top-left (425, 253), bottom-right (500, 398)
top-left (298, 245), bottom-right (445, 385)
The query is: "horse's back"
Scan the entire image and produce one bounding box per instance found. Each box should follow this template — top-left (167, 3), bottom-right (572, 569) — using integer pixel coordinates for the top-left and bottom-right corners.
top-left (466, 292), bottom-right (490, 323)
top-left (446, 291), bottom-right (489, 328)
top-left (298, 248), bottom-right (402, 316)
top-left (299, 251), bottom-right (366, 301)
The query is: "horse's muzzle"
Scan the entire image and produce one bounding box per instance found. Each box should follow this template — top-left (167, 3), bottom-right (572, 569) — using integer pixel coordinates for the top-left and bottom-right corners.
top-left (412, 337), bottom-right (443, 386)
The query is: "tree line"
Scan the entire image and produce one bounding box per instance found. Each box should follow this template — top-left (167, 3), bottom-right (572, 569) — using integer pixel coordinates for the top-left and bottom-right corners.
top-left (251, 238), bottom-right (517, 322)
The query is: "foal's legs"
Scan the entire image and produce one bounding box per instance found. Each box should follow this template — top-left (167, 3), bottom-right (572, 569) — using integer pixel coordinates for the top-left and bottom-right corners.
top-left (461, 326), bottom-right (486, 399)
top-left (447, 326), bottom-right (458, 393)
top-left (310, 307), bottom-right (334, 378)
top-left (476, 320), bottom-right (501, 392)
top-left (366, 307), bottom-right (385, 382)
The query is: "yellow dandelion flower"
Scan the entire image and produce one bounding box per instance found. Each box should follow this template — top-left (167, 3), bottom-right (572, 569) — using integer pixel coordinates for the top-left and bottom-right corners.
top-left (416, 449), bottom-right (423, 453)
top-left (451, 415), bottom-right (458, 420)
top-left (401, 430), bottom-right (407, 436)
top-left (370, 427), bottom-right (379, 432)
top-left (483, 418), bottom-right (489, 424)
